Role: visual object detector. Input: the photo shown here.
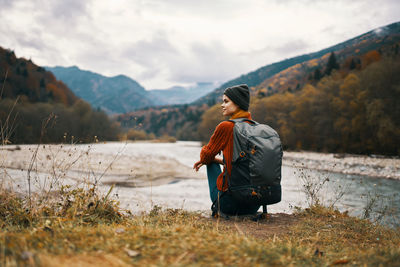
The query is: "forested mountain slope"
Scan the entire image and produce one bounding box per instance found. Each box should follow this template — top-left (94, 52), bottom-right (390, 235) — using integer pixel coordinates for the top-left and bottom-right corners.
top-left (0, 47), bottom-right (118, 143)
top-left (195, 21), bottom-right (400, 105)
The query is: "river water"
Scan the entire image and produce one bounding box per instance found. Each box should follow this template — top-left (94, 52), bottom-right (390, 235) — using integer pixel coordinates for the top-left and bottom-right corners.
top-left (2, 141), bottom-right (399, 225)
top-left (86, 141), bottom-right (400, 226)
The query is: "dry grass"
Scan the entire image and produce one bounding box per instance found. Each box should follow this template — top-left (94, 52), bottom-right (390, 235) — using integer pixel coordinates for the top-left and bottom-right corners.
top-left (0, 122), bottom-right (399, 266)
top-left (0, 184), bottom-right (123, 229)
top-left (1, 187), bottom-right (399, 267)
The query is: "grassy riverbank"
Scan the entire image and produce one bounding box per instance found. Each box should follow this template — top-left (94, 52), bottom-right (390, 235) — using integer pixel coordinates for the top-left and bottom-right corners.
top-left (1, 187), bottom-right (399, 266)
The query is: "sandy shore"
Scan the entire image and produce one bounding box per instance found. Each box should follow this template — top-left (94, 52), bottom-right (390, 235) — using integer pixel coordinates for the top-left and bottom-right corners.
top-left (1, 144), bottom-right (399, 189)
top-left (0, 143), bottom-right (203, 190)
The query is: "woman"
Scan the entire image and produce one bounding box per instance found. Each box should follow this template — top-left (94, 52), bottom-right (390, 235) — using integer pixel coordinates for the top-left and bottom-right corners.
top-left (193, 84), bottom-right (260, 215)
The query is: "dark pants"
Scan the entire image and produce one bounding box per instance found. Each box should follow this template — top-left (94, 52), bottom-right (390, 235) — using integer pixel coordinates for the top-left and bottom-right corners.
top-left (207, 162), bottom-right (260, 215)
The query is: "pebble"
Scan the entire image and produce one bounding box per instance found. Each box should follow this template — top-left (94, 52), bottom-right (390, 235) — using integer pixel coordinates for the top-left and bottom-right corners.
top-left (21, 251), bottom-right (34, 261)
top-left (115, 227), bottom-right (125, 234)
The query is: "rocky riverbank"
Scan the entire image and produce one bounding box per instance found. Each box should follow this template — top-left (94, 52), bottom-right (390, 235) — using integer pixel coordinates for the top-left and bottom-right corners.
top-left (283, 151), bottom-right (400, 180)
top-left (1, 144), bottom-right (399, 189)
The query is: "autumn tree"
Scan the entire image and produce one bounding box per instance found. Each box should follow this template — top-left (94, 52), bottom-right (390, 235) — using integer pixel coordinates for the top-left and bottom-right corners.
top-left (252, 92), bottom-right (296, 149)
top-left (361, 58), bottom-right (400, 154)
top-left (361, 50), bottom-right (381, 69)
top-left (198, 104), bottom-right (225, 143)
top-left (246, 56), bottom-right (399, 155)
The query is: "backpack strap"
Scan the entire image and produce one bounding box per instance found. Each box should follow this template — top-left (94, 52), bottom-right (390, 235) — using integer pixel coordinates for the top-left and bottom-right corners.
top-left (228, 118), bottom-right (259, 162)
top-left (211, 153), bottom-right (234, 218)
top-left (228, 118), bottom-right (258, 125)
top-left (211, 157), bottom-right (229, 217)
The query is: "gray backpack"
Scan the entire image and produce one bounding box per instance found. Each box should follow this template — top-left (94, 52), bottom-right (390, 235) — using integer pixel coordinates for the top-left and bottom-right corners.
top-left (227, 118), bottom-right (282, 207)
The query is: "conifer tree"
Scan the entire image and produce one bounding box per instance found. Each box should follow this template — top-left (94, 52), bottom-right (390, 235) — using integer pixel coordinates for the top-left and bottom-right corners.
top-left (313, 68), bottom-right (322, 81)
top-left (325, 52), bottom-right (339, 75)
top-left (349, 58), bottom-right (356, 70)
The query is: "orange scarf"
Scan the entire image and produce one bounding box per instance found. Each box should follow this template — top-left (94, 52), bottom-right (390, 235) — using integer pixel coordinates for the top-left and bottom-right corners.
top-left (230, 109), bottom-right (250, 120)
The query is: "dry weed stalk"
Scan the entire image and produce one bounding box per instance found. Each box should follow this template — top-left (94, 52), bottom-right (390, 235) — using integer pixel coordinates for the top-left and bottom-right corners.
top-left (294, 163), bottom-right (353, 212)
top-left (26, 113), bottom-right (56, 210)
top-left (1, 114), bottom-right (125, 228)
top-left (0, 97), bottom-right (18, 146)
top-left (295, 163), bottom-right (399, 227)
top-left (0, 69), bottom-right (19, 146)
top-left (361, 188), bottom-right (400, 226)
top-left (295, 165), bottom-right (332, 207)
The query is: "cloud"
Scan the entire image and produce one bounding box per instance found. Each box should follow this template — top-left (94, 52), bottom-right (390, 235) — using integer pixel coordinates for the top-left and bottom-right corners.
top-left (13, 29), bottom-right (48, 51)
top-left (48, 0), bottom-right (91, 21)
top-left (119, 37), bottom-right (247, 87)
top-left (1, 0), bottom-right (399, 88)
top-left (272, 40), bottom-right (310, 58)
top-left (34, 0), bottom-right (92, 35)
top-left (122, 33), bottom-right (178, 68)
top-left (121, 36), bottom-right (248, 86)
top-left (142, 0), bottom-right (244, 18)
top-left (168, 41), bottom-right (246, 84)
top-left (117, 33), bottom-right (179, 84)
top-left (0, 0), bottom-right (17, 13)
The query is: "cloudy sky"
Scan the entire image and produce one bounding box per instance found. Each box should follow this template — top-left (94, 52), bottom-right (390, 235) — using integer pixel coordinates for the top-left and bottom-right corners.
top-left (1, 0), bottom-right (399, 89)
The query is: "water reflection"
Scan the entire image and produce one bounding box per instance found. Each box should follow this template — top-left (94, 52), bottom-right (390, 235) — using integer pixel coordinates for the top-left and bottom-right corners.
top-left (278, 166), bottom-right (400, 227)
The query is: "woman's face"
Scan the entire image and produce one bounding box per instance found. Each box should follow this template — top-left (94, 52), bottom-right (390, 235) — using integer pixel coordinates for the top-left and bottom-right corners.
top-left (221, 94), bottom-right (239, 116)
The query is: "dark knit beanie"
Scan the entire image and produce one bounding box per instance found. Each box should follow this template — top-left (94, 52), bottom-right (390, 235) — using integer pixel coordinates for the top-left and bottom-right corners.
top-left (224, 84), bottom-right (250, 111)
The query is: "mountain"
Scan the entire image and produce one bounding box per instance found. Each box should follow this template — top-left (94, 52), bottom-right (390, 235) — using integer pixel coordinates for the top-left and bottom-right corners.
top-left (254, 22), bottom-right (400, 97)
top-left (47, 66), bottom-right (219, 113)
top-left (148, 82), bottom-right (219, 105)
top-left (195, 21), bottom-right (400, 105)
top-left (45, 66), bottom-right (155, 114)
top-left (0, 47), bottom-right (119, 143)
top-left (0, 47), bottom-right (78, 106)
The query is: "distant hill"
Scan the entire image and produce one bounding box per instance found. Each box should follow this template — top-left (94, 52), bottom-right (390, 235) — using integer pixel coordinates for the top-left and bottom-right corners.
top-left (148, 82), bottom-right (219, 105)
top-left (0, 47), bottom-right (119, 143)
top-left (0, 47), bottom-right (78, 106)
top-left (195, 21), bottom-right (400, 105)
top-left (45, 66), bottom-right (155, 114)
top-left (47, 66), bottom-right (219, 114)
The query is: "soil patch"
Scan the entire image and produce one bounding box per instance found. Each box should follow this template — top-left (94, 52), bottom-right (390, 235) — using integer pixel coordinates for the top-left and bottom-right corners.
top-left (211, 212), bottom-right (299, 240)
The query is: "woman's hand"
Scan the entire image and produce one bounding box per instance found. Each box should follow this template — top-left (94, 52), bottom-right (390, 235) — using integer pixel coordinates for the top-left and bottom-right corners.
top-left (213, 157), bottom-right (224, 165)
top-left (194, 156), bottom-right (223, 171)
top-left (193, 160), bottom-right (204, 172)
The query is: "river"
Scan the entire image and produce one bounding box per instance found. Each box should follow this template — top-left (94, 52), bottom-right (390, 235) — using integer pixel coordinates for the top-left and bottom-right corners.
top-left (70, 141), bottom-right (400, 226)
top-left (1, 141), bottom-right (399, 225)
